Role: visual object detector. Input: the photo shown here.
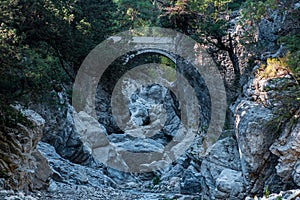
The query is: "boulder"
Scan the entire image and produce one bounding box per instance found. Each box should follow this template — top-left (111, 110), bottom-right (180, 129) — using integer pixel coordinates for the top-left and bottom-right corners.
top-left (32, 91), bottom-right (94, 165)
top-left (200, 137), bottom-right (242, 199)
top-left (215, 169), bottom-right (245, 200)
top-left (37, 142), bottom-right (116, 188)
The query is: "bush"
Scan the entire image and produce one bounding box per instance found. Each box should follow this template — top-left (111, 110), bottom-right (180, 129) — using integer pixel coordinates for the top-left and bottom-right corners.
top-left (256, 56), bottom-right (291, 79)
top-left (153, 175), bottom-right (160, 185)
top-left (279, 32), bottom-right (300, 81)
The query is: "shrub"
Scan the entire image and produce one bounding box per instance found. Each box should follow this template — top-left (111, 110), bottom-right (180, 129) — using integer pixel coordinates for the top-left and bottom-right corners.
top-left (279, 32), bottom-right (300, 81)
top-left (153, 175), bottom-right (160, 185)
top-left (256, 56), bottom-right (291, 79)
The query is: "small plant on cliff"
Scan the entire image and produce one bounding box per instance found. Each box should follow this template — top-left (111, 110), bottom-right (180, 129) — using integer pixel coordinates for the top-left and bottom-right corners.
top-left (256, 56), bottom-right (291, 79)
top-left (0, 169), bottom-right (9, 179)
top-left (279, 32), bottom-right (300, 82)
top-left (153, 175), bottom-right (160, 185)
top-left (264, 185), bottom-right (270, 198)
top-left (0, 100), bottom-right (33, 129)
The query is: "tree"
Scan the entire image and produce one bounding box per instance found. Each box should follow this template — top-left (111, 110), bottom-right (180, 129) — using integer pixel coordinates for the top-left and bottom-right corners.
top-left (0, 0), bottom-right (117, 101)
top-left (114, 0), bottom-right (160, 29)
top-left (159, 0), bottom-right (243, 87)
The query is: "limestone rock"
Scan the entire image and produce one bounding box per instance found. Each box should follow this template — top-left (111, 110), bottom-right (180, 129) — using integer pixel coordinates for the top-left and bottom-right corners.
top-left (96, 83), bottom-right (123, 134)
top-left (246, 189), bottom-right (300, 200)
top-left (32, 91), bottom-right (93, 165)
top-left (0, 107), bottom-right (51, 191)
top-left (270, 118), bottom-right (300, 186)
top-left (258, 10), bottom-right (286, 52)
top-left (74, 111), bottom-right (109, 150)
top-left (234, 100), bottom-right (275, 174)
top-left (233, 96), bottom-right (294, 194)
top-left (37, 142), bottom-right (116, 188)
top-left (200, 137), bottom-right (242, 199)
top-left (215, 169), bottom-right (245, 200)
top-left (180, 165), bottom-right (202, 194)
top-left (33, 141), bottom-right (200, 200)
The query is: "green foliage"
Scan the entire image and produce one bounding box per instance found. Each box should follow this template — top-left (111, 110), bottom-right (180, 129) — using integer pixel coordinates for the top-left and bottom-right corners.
top-left (153, 175), bottom-right (160, 185)
top-left (279, 32), bottom-right (300, 81)
top-left (0, 169), bottom-right (9, 179)
top-left (256, 56), bottom-right (291, 79)
top-left (262, 77), bottom-right (300, 139)
top-left (160, 56), bottom-right (176, 69)
top-left (159, 0), bottom-right (240, 39)
top-left (239, 0), bottom-right (298, 44)
top-left (0, 0), bottom-right (118, 103)
top-left (159, 0), bottom-right (243, 88)
top-left (264, 185), bottom-right (270, 198)
top-left (123, 52), bottom-right (175, 69)
top-left (228, 0), bottom-right (246, 10)
top-left (0, 102), bottom-right (33, 129)
top-left (241, 0), bottom-right (277, 22)
top-left (115, 0), bottom-right (160, 29)
top-left (238, 0), bottom-right (278, 44)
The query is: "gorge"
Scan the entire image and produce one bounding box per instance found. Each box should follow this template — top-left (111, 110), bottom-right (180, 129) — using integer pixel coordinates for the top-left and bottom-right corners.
top-left (1, 1), bottom-right (300, 200)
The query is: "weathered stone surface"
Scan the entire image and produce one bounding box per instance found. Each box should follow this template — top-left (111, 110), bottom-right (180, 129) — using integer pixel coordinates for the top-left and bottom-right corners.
top-left (233, 97), bottom-right (289, 194)
top-left (0, 107), bottom-right (51, 191)
top-left (7, 141), bottom-right (199, 200)
top-left (96, 85), bottom-right (122, 133)
top-left (258, 10), bottom-right (286, 51)
top-left (1, 185), bottom-right (199, 200)
top-left (74, 111), bottom-right (109, 150)
top-left (245, 189), bottom-right (300, 200)
top-left (234, 100), bottom-right (275, 173)
top-left (37, 142), bottom-right (116, 188)
top-left (270, 118), bottom-right (300, 186)
top-left (293, 160), bottom-right (300, 187)
top-left (180, 165), bottom-right (202, 194)
top-left (32, 151), bottom-right (52, 190)
top-left (215, 169), bottom-right (245, 200)
top-left (32, 92), bottom-right (94, 165)
top-left (200, 137), bottom-right (242, 199)
top-left (109, 134), bottom-right (164, 153)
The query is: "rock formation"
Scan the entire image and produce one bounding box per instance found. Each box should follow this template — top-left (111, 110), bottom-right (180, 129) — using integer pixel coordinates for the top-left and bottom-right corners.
top-left (0, 107), bottom-right (52, 191)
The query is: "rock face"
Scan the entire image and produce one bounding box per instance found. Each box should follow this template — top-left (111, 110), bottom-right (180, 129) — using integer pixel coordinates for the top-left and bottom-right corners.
top-left (231, 73), bottom-right (299, 195)
top-left (0, 107), bottom-right (51, 191)
top-left (1, 141), bottom-right (197, 200)
top-left (258, 10), bottom-right (286, 52)
top-left (215, 169), bottom-right (244, 200)
top-left (95, 56), bottom-right (211, 136)
top-left (0, 141), bottom-right (201, 200)
top-left (32, 92), bottom-right (94, 165)
top-left (234, 99), bottom-right (278, 194)
top-left (37, 142), bottom-right (115, 188)
top-left (124, 83), bottom-right (181, 142)
top-left (81, 82), bottom-right (203, 190)
top-left (200, 137), bottom-right (243, 199)
top-left (270, 118), bottom-right (300, 187)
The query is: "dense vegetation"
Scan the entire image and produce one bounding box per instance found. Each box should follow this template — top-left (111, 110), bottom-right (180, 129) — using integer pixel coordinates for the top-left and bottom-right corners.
top-left (0, 0), bottom-right (299, 109)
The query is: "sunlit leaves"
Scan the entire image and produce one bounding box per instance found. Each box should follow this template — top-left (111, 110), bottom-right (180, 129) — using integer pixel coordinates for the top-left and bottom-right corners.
top-left (116, 0), bottom-right (160, 28)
